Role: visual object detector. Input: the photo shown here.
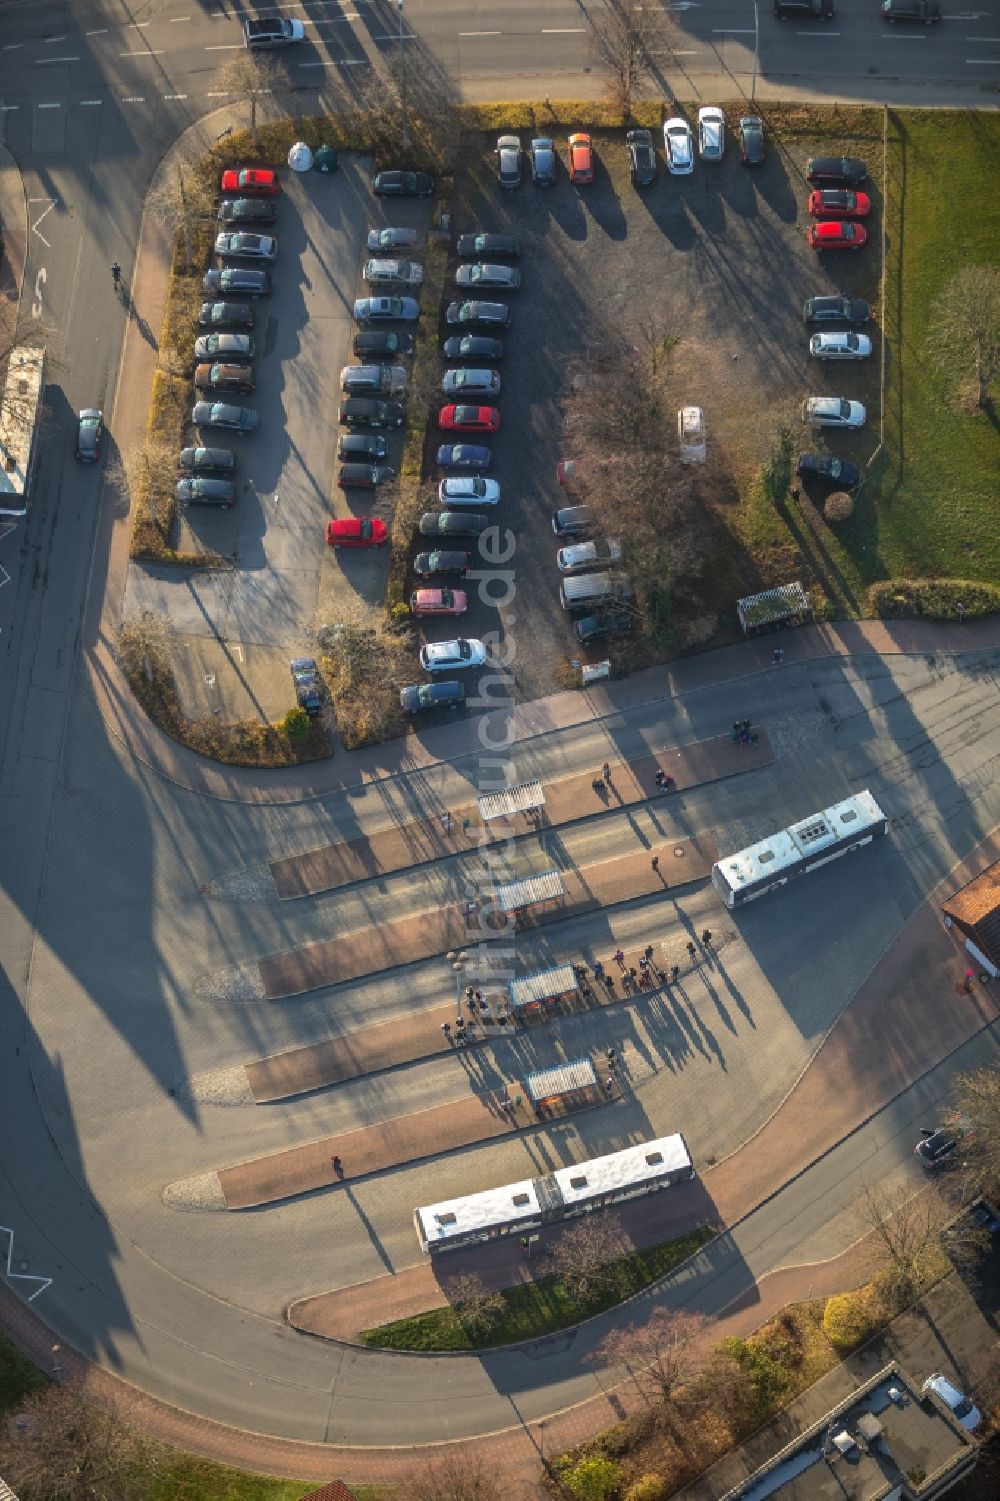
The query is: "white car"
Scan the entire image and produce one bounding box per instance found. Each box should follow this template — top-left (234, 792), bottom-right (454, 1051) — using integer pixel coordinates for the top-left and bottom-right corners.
top-left (809, 331), bottom-right (872, 360)
top-left (441, 368), bottom-right (501, 397)
top-left (362, 258), bottom-right (424, 286)
top-left (698, 107), bottom-right (726, 162)
top-left (663, 117), bottom-right (694, 175)
top-left (438, 477), bottom-right (500, 507)
top-left (678, 405), bottom-right (707, 463)
top-left (556, 538), bottom-right (622, 575)
top-left (419, 638), bottom-right (487, 672)
top-left (802, 396), bottom-right (867, 428)
top-left (922, 1374), bottom-right (981, 1432)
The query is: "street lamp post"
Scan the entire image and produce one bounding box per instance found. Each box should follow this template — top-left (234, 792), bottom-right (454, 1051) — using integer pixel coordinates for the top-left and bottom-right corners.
top-left (397, 0), bottom-right (408, 150)
top-left (751, 0), bottom-right (759, 103)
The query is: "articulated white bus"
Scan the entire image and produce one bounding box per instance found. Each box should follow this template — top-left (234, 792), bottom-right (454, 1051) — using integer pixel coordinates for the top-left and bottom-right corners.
top-left (0, 345), bottom-right (46, 518)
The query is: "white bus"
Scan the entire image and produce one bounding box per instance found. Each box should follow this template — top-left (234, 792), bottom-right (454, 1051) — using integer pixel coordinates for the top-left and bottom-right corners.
top-left (414, 1134), bottom-right (695, 1255)
top-left (0, 345), bottom-right (46, 518)
top-left (712, 790), bottom-right (888, 909)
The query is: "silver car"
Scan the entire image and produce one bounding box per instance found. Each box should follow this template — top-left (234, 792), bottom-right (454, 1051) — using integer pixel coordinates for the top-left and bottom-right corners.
top-left (809, 331), bottom-right (872, 360)
top-left (802, 396), bottom-right (866, 428)
top-left (698, 107), bottom-right (726, 161)
top-left (363, 258), bottom-right (424, 286)
top-left (366, 226), bottom-right (422, 252)
top-left (496, 134), bottom-right (522, 189)
top-left (441, 368), bottom-right (501, 397)
top-left (455, 263), bottom-right (522, 290)
top-left (341, 364), bottom-right (408, 396)
top-left (556, 538), bottom-right (623, 575)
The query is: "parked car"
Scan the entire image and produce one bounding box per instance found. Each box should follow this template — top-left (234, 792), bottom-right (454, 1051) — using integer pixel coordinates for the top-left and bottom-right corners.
top-left (663, 118), bottom-right (694, 175)
top-left (419, 509), bottom-right (490, 536)
top-left (220, 167), bottom-right (279, 196)
top-left (191, 400), bottom-right (258, 432)
top-left (914, 1128), bottom-right (960, 1170)
top-left (774, 0), bottom-right (835, 16)
top-left (325, 516), bottom-right (388, 548)
top-left (194, 332), bottom-right (254, 363)
top-left (75, 408), bottom-right (103, 462)
top-left (807, 155), bottom-right (867, 185)
top-left (678, 405), bottom-right (707, 463)
top-left (445, 300), bottom-right (511, 329)
top-left (809, 331), bottom-right (872, 360)
top-left (456, 232), bottom-right (520, 258)
top-left (363, 258), bottom-right (424, 286)
top-left (739, 115), bottom-right (765, 165)
top-left (573, 610), bottom-right (634, 644)
top-left (808, 188), bottom-right (871, 218)
top-left (175, 476), bottom-right (236, 507)
top-left (337, 462), bottom-right (395, 489)
top-left (698, 107), bottom-right (726, 162)
top-left (557, 538), bottom-right (623, 575)
top-left (290, 657), bottom-right (323, 718)
top-left (198, 300), bottom-right (255, 328)
top-left (194, 362), bottom-right (255, 394)
top-left (400, 679), bottom-right (465, 713)
top-left (441, 368), bottom-right (501, 397)
top-left (802, 396), bottom-right (866, 428)
top-left (435, 444), bottom-right (493, 471)
top-left (567, 132), bottom-right (595, 184)
top-left (202, 268), bottom-right (270, 297)
top-left (366, 226), bottom-right (422, 252)
top-left (410, 587), bottom-right (468, 616)
top-left (372, 170), bottom-right (434, 197)
top-left (442, 334), bottom-right (504, 361)
top-left (556, 458), bottom-right (585, 486)
top-left (338, 397), bottom-right (406, 429)
top-left (529, 137), bottom-right (556, 185)
top-left (921, 1375), bottom-right (981, 1432)
top-left (217, 198), bottom-right (277, 225)
top-left (883, 0), bottom-right (940, 20)
top-left (341, 364), bottom-right (408, 396)
top-left (455, 263), bottom-right (521, 290)
top-left (808, 220), bottom-right (868, 250)
top-left (353, 329), bottom-right (415, 358)
top-left (551, 504), bottom-right (592, 537)
top-left (338, 433), bottom-right (388, 461)
top-left (796, 452), bottom-right (860, 488)
top-left (438, 476), bottom-right (500, 506)
top-left (244, 16), bottom-right (304, 46)
top-left (214, 231), bottom-right (277, 262)
top-left (627, 128), bottom-right (657, 188)
top-left (353, 295), bottom-right (420, 323)
top-left (178, 446), bottom-right (237, 475)
top-left (413, 549), bottom-right (471, 578)
top-left (803, 295), bottom-right (871, 324)
top-left (420, 638), bottom-right (487, 672)
top-left (439, 404), bottom-right (500, 434)
top-left (495, 134), bottom-right (522, 189)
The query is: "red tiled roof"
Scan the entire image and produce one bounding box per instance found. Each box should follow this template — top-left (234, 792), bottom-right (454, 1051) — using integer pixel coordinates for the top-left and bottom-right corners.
top-left (299, 1483), bottom-right (356, 1501)
top-left (943, 860), bottom-right (1000, 965)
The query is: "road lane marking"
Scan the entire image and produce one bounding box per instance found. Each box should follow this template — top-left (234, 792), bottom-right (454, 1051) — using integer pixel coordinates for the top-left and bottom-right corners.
top-left (205, 44), bottom-right (242, 50)
top-left (163, 93), bottom-right (188, 99)
top-left (541, 27), bottom-right (587, 32)
top-left (119, 50), bottom-right (165, 57)
top-left (37, 103), bottom-right (60, 110)
top-left (713, 27), bottom-right (755, 32)
top-left (966, 55), bottom-right (1000, 60)
top-left (44, 35), bottom-right (66, 42)
top-left (85, 28), bottom-right (108, 35)
top-left (2, 42), bottom-right (22, 49)
top-left (0, 104), bottom-right (18, 111)
top-left (965, 34), bottom-right (999, 39)
top-left (796, 30), bottom-right (840, 34)
top-left (882, 32), bottom-right (926, 37)
top-left (459, 31), bottom-right (502, 36)
top-left (121, 96), bottom-right (146, 103)
top-left (36, 56), bottom-right (80, 63)
top-left (297, 58), bottom-right (368, 66)
top-left (169, 15), bottom-right (192, 20)
top-left (80, 99), bottom-right (102, 105)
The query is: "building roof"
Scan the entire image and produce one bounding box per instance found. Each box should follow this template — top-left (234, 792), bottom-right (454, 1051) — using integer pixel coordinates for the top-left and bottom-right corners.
top-left (491, 868), bottom-right (564, 914)
top-left (525, 1057), bottom-right (597, 1103)
top-left (478, 779), bottom-right (545, 822)
top-left (943, 860), bottom-right (1000, 964)
top-left (509, 963), bottom-right (579, 1008)
top-left (298, 1484), bottom-right (357, 1501)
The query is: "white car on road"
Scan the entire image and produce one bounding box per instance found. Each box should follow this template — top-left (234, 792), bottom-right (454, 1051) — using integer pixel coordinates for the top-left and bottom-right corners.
top-left (663, 118), bottom-right (694, 174)
top-left (419, 638), bottom-right (488, 672)
top-left (802, 396), bottom-right (866, 428)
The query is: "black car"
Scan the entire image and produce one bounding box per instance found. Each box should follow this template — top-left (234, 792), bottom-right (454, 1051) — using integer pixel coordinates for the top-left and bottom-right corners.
top-left (291, 657), bottom-right (323, 718)
top-left (774, 0), bottom-right (835, 16)
top-left (807, 155), bottom-right (867, 186)
top-left (626, 128), bottom-right (657, 188)
top-left (442, 335), bottom-right (504, 361)
top-left (803, 295), bottom-right (871, 325)
top-left (455, 232), bottom-right (521, 258)
top-left (338, 433), bottom-right (388, 461)
top-left (198, 300), bottom-right (255, 329)
top-left (795, 453), bottom-right (860, 489)
top-left (191, 401), bottom-right (258, 433)
top-left (75, 408), bottom-right (103, 462)
top-left (194, 332), bottom-right (254, 364)
top-left (882, 0), bottom-right (940, 19)
top-left (372, 170), bottom-right (435, 197)
top-left (739, 116), bottom-right (765, 166)
top-left (573, 610), bottom-right (634, 644)
top-left (178, 446), bottom-right (237, 475)
top-left (552, 505), bottom-right (592, 538)
top-left (202, 267), bottom-right (271, 297)
top-left (400, 680), bottom-right (465, 713)
top-left (445, 301), bottom-right (512, 330)
top-left (353, 329), bottom-right (415, 359)
top-left (338, 462), bottom-right (395, 489)
top-left (915, 1129), bottom-right (960, 1171)
top-left (175, 476), bottom-right (237, 508)
top-left (419, 511), bottom-right (489, 538)
top-left (339, 398), bottom-right (406, 430)
top-left (413, 549), bottom-right (471, 577)
top-left (217, 198), bottom-right (277, 226)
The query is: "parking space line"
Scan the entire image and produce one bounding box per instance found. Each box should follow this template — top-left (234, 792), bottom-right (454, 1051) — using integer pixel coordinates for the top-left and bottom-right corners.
top-left (298, 58), bottom-right (368, 66)
top-left (796, 30), bottom-right (841, 34)
top-left (541, 27), bottom-right (587, 32)
top-left (205, 44), bottom-right (242, 50)
top-left (459, 31), bottom-right (502, 36)
top-left (119, 50), bottom-right (165, 57)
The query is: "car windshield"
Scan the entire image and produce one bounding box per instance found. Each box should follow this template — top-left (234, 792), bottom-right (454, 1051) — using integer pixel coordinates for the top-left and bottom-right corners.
top-left (359, 519), bottom-right (372, 539)
top-left (458, 642), bottom-right (471, 660)
top-left (829, 459), bottom-right (844, 478)
top-left (954, 1396), bottom-right (973, 1418)
top-left (417, 686), bottom-right (434, 707)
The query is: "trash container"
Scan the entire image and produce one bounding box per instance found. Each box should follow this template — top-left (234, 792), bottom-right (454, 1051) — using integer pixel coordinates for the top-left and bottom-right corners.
top-left (314, 145), bottom-right (339, 173)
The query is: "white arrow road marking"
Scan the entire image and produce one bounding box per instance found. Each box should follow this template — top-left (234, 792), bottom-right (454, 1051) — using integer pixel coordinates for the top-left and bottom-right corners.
top-left (0, 1225), bottom-right (54, 1302)
top-left (30, 199), bottom-right (56, 247)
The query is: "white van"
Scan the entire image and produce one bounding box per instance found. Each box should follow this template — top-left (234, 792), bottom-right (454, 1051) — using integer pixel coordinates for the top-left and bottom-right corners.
top-left (559, 572), bottom-right (634, 613)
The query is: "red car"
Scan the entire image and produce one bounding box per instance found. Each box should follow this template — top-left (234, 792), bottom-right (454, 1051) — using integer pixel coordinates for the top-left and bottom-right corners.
top-left (220, 167), bottom-right (279, 197)
top-left (325, 516), bottom-right (388, 548)
top-left (438, 404), bottom-right (500, 433)
top-left (567, 133), bottom-right (595, 185)
top-left (410, 587), bottom-right (468, 616)
top-left (556, 458), bottom-right (585, 486)
top-left (808, 189), bottom-right (871, 219)
top-left (807, 220), bottom-right (868, 250)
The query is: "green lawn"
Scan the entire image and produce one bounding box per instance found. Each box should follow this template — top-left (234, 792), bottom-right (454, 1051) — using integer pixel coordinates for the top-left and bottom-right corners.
top-left (361, 1226), bottom-right (716, 1352)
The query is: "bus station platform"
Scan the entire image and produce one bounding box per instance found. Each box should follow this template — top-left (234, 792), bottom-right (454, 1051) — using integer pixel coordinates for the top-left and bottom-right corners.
top-left (269, 729), bottom-right (770, 899)
top-left (257, 833), bottom-right (717, 1000)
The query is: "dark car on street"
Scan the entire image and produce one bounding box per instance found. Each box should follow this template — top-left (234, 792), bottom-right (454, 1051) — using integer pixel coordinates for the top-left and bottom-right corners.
top-left (435, 444), bottom-right (493, 471)
top-left (445, 301), bottom-right (511, 330)
top-left (442, 334), bottom-right (504, 361)
top-left (419, 510), bottom-right (490, 537)
top-left (739, 116), bottom-right (765, 166)
top-left (353, 329), bottom-right (415, 358)
top-left (529, 137), bottom-right (556, 185)
top-left (202, 267), bottom-right (271, 297)
top-left (400, 680), bottom-right (465, 713)
top-left (214, 231), bottom-right (277, 262)
top-left (178, 446), bottom-right (237, 475)
top-left (339, 397), bottom-right (405, 430)
top-left (796, 452), bottom-right (860, 488)
top-left (217, 198), bottom-right (277, 226)
top-left (338, 433), bottom-right (389, 461)
top-left (627, 128), bottom-right (657, 188)
top-left (291, 657), bottom-right (323, 718)
top-left (338, 462), bottom-right (395, 490)
top-left (198, 300), bottom-right (255, 329)
top-left (807, 155), bottom-right (867, 185)
top-left (551, 504), bottom-right (593, 538)
top-left (191, 401), bottom-right (258, 433)
top-left (456, 232), bottom-right (521, 258)
top-left (372, 170), bottom-right (434, 197)
top-left (413, 549), bottom-right (471, 577)
top-left (774, 0), bottom-right (835, 16)
top-left (75, 408), bottom-right (103, 462)
top-left (882, 0), bottom-right (940, 20)
top-left (803, 295), bottom-right (871, 324)
top-left (915, 1128), bottom-right (960, 1171)
top-left (175, 476), bottom-right (237, 507)
top-left (573, 610), bottom-right (634, 644)
top-left (194, 332), bottom-right (254, 364)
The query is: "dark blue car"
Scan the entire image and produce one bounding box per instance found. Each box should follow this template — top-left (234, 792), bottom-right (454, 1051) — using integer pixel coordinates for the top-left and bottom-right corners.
top-left (436, 443), bottom-right (493, 471)
top-left (400, 680), bottom-right (466, 713)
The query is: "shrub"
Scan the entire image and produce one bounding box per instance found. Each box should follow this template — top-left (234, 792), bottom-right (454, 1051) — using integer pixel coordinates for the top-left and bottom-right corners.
top-left (625, 1474), bottom-right (668, 1501)
top-left (562, 1455), bottom-right (622, 1501)
top-left (868, 578), bottom-right (1000, 621)
top-left (281, 706), bottom-right (311, 740)
top-left (717, 1336), bottom-right (790, 1422)
top-left (823, 490), bottom-right (854, 524)
top-left (822, 1291), bottom-right (877, 1354)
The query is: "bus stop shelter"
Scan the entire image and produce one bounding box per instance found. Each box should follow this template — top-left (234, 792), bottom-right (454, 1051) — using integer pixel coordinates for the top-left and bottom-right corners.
top-left (478, 780), bottom-right (546, 825)
top-left (509, 963), bottom-right (579, 1020)
top-left (525, 1058), bottom-right (601, 1120)
top-left (737, 581), bottom-right (811, 636)
top-left (492, 869), bottom-right (565, 920)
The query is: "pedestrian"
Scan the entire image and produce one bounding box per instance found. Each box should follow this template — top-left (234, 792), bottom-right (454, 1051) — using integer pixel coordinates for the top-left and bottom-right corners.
top-left (607, 1046), bottom-right (616, 1065)
top-left (606, 973), bottom-right (616, 993)
top-left (479, 995), bottom-right (489, 1014)
top-left (444, 811), bottom-right (452, 834)
top-left (732, 721), bottom-right (741, 742)
top-left (655, 769), bottom-right (665, 790)
top-left (686, 940), bottom-right (697, 960)
top-left (701, 929), bottom-right (713, 948)
top-left (441, 1022), bottom-right (452, 1040)
top-left (614, 947), bottom-right (625, 969)
top-left (594, 959), bottom-right (605, 982)
top-left (466, 985), bottom-right (474, 1001)
top-left (670, 964), bottom-right (680, 983)
top-left (629, 966), bottom-right (638, 985)
top-left (520, 1235), bottom-right (530, 1250)
top-left (332, 1154), bottom-right (343, 1176)
top-left (742, 719), bottom-right (751, 737)
top-left (956, 601), bottom-right (966, 621)
top-left (790, 486), bottom-right (800, 503)
top-left (605, 1077), bottom-right (614, 1099)
top-left (639, 955), bottom-right (649, 977)
top-left (603, 761), bottom-right (612, 784)
top-left (651, 855), bottom-right (660, 873)
top-left (772, 646), bottom-right (784, 666)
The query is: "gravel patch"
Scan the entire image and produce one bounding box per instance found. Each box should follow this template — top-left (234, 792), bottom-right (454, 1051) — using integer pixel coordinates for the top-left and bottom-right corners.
top-left (202, 863), bottom-right (278, 902)
top-left (183, 1065), bottom-right (255, 1106)
top-left (193, 962), bottom-right (265, 1005)
top-left (161, 1171), bottom-right (227, 1213)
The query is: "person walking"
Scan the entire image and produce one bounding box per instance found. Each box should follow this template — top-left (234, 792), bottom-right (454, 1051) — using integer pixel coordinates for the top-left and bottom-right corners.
top-left (441, 1021), bottom-right (452, 1041)
top-left (772, 646), bottom-right (785, 666)
top-left (606, 1046), bottom-right (616, 1066)
top-left (614, 947), bottom-right (625, 969)
top-left (651, 855), bottom-right (660, 873)
top-left (670, 964), bottom-right (680, 983)
top-left (644, 943), bottom-right (654, 962)
top-left (732, 721), bottom-right (741, 742)
top-left (602, 761), bottom-right (612, 784)
top-left (111, 260), bottom-right (121, 288)
top-left (606, 973), bottom-right (616, 993)
top-left (593, 959), bottom-right (605, 983)
top-left (605, 1077), bottom-right (614, 1099)
top-left (332, 1155), bottom-right (343, 1176)
top-left (686, 940), bottom-right (697, 960)
top-left (701, 929), bottom-right (713, 948)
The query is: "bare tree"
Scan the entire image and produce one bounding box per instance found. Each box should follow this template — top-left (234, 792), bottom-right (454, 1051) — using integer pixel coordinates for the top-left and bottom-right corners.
top-left (856, 1182), bottom-right (949, 1311)
top-left (445, 1272), bottom-right (506, 1339)
top-left (147, 153), bottom-right (216, 273)
top-left (117, 606), bottom-right (177, 689)
top-left (591, 1307), bottom-right (708, 1412)
top-left (107, 434), bottom-right (177, 530)
top-left (0, 1379), bottom-right (164, 1501)
top-left (211, 50), bottom-right (285, 150)
top-left (589, 3), bottom-right (665, 117)
top-left (401, 1451), bottom-right (505, 1501)
top-left (930, 264), bottom-right (1000, 410)
top-left (549, 1214), bottom-right (630, 1303)
top-left (952, 1067), bottom-right (1000, 1195)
